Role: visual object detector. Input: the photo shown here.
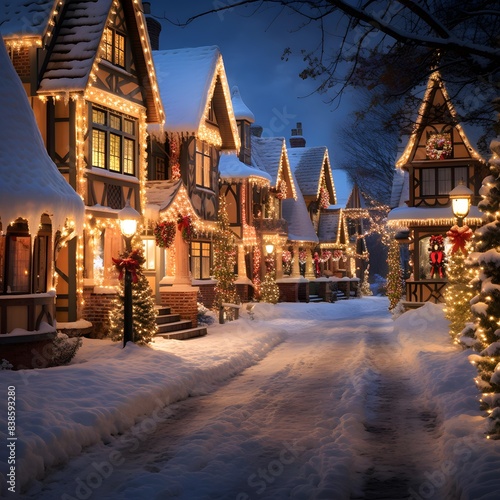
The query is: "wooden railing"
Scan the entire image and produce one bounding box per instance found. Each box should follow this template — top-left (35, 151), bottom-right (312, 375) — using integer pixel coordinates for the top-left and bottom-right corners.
top-left (405, 280), bottom-right (447, 304)
top-left (0, 293), bottom-right (56, 335)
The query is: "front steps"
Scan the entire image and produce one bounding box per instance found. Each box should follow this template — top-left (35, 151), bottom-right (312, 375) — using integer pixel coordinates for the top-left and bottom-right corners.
top-left (155, 305), bottom-right (207, 340)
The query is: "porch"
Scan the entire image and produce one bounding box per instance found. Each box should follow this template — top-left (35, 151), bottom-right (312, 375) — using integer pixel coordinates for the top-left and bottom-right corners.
top-left (404, 280), bottom-right (447, 308)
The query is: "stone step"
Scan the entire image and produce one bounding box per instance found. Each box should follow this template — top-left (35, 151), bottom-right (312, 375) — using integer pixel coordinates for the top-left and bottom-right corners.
top-left (155, 305), bottom-right (171, 316)
top-left (156, 326), bottom-right (208, 340)
top-left (157, 320), bottom-right (193, 334)
top-left (156, 313), bottom-right (182, 325)
top-left (309, 294), bottom-right (324, 303)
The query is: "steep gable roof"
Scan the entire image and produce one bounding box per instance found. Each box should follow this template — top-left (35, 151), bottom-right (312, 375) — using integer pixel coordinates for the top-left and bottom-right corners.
top-left (318, 208), bottom-right (346, 245)
top-left (153, 46), bottom-right (240, 152)
top-left (397, 71), bottom-right (485, 168)
top-left (251, 136), bottom-right (297, 199)
top-left (231, 86), bottom-right (255, 123)
top-left (287, 146), bottom-right (336, 204)
top-left (282, 169), bottom-right (318, 244)
top-left (0, 0), bottom-right (164, 124)
top-left (218, 153), bottom-right (271, 184)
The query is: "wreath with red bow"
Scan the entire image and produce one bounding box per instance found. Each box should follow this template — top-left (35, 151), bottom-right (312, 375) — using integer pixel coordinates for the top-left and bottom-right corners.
top-left (112, 249), bottom-right (144, 283)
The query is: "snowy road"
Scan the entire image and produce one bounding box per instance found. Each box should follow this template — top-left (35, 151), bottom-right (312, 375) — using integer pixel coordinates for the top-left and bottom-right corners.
top-left (25, 298), bottom-right (447, 500)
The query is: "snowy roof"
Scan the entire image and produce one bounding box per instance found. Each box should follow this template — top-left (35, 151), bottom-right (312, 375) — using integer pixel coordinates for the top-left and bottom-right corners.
top-left (389, 168), bottom-right (409, 208)
top-left (37, 0), bottom-right (113, 93)
top-left (218, 153), bottom-right (271, 183)
top-left (153, 46), bottom-right (239, 151)
top-left (231, 86), bottom-right (255, 123)
top-left (251, 136), bottom-right (296, 197)
top-left (287, 146), bottom-right (336, 203)
top-left (0, 0), bottom-right (57, 38)
top-left (0, 38), bottom-right (84, 234)
top-left (387, 205), bottom-right (483, 228)
top-left (345, 185), bottom-right (368, 210)
top-left (318, 209), bottom-right (343, 244)
top-left (282, 170), bottom-right (318, 244)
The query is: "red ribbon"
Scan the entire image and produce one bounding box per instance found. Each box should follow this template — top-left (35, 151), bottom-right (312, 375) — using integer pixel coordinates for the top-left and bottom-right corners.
top-left (446, 225), bottom-right (472, 255)
top-left (177, 215), bottom-right (190, 231)
top-left (112, 257), bottom-right (140, 283)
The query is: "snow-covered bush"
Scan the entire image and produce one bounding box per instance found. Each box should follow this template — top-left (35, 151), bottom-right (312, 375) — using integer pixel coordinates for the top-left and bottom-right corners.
top-left (49, 334), bottom-right (82, 367)
top-left (1, 358), bottom-right (13, 370)
top-left (197, 302), bottom-right (216, 326)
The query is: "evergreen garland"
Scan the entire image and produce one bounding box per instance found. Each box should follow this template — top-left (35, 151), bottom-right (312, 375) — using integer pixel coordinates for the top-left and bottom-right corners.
top-left (212, 195), bottom-right (239, 310)
top-left (387, 239), bottom-right (403, 310)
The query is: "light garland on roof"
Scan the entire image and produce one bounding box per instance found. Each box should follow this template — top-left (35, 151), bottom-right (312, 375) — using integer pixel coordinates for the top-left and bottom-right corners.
top-left (387, 216), bottom-right (483, 229)
top-left (396, 71), bottom-right (485, 169)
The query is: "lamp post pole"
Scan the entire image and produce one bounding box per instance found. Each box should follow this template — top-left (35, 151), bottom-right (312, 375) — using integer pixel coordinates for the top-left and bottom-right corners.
top-left (118, 201), bottom-right (141, 348)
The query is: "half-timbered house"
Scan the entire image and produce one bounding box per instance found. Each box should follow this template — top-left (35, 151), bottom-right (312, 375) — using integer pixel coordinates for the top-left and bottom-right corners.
top-left (387, 71), bottom-right (487, 307)
top-left (1, 0), bottom-right (164, 336)
top-left (148, 45), bottom-right (240, 316)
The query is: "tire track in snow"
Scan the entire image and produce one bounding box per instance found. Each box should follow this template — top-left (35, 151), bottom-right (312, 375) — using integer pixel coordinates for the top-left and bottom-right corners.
top-left (352, 328), bottom-right (445, 500)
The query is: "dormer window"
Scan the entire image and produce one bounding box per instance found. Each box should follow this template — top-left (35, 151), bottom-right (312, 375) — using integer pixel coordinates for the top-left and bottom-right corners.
top-left (103, 27), bottom-right (125, 68)
top-left (207, 100), bottom-right (217, 124)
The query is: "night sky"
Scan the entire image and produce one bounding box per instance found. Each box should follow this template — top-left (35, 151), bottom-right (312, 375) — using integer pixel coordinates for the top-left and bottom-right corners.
top-left (152, 1), bottom-right (353, 203)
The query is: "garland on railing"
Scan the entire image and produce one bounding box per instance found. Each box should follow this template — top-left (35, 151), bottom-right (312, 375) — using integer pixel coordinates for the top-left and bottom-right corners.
top-left (320, 250), bottom-right (332, 263)
top-left (153, 220), bottom-right (176, 248)
top-left (333, 250), bottom-right (343, 261)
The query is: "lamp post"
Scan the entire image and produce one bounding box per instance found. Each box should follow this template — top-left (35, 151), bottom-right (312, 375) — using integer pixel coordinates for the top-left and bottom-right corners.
top-left (118, 201), bottom-right (141, 347)
top-left (449, 182), bottom-right (473, 227)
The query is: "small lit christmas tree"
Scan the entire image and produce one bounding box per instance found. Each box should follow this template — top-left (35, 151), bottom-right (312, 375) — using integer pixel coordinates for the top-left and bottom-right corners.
top-left (360, 264), bottom-right (372, 296)
top-left (444, 225), bottom-right (474, 343)
top-left (386, 239), bottom-right (403, 310)
top-left (260, 272), bottom-right (280, 304)
top-left (213, 195), bottom-right (239, 310)
top-left (109, 245), bottom-right (158, 344)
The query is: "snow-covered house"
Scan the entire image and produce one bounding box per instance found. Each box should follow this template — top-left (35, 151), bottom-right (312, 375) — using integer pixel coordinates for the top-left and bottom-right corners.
top-left (0, 38), bottom-right (84, 365)
top-left (250, 133), bottom-right (297, 295)
top-left (387, 71), bottom-right (488, 307)
top-left (0, 0), bottom-right (164, 337)
top-left (147, 46), bottom-right (240, 315)
top-left (218, 87), bottom-right (273, 302)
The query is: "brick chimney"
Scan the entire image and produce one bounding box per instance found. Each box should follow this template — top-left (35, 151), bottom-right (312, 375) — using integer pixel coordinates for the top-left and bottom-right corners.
top-left (143, 2), bottom-right (162, 51)
top-left (289, 122), bottom-right (306, 148)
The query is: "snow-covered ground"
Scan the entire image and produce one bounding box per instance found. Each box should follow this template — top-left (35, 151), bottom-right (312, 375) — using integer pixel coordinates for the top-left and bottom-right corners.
top-left (1, 297), bottom-right (500, 499)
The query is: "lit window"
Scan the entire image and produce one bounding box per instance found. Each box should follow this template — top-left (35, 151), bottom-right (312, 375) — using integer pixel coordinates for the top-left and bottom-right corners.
top-left (103, 27), bottom-right (125, 68)
top-left (191, 242), bottom-right (211, 279)
top-left (91, 106), bottom-right (136, 175)
top-left (196, 141), bottom-right (212, 188)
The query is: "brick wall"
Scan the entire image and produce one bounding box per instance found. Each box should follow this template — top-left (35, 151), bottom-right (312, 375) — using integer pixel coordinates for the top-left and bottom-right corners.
top-left (197, 283), bottom-right (216, 309)
top-left (82, 287), bottom-right (117, 338)
top-left (160, 289), bottom-right (198, 327)
top-left (236, 283), bottom-right (252, 303)
top-left (11, 47), bottom-right (31, 80)
top-left (277, 282), bottom-right (299, 302)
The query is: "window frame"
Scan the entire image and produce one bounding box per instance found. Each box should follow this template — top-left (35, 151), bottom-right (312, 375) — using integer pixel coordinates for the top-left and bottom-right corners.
top-left (190, 241), bottom-right (212, 279)
top-left (195, 141), bottom-right (213, 189)
top-left (103, 27), bottom-right (126, 68)
top-left (419, 166), bottom-right (469, 197)
top-left (91, 106), bottom-right (137, 176)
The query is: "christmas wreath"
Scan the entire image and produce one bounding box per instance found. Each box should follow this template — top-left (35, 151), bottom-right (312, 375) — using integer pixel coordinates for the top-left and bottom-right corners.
top-left (177, 214), bottom-right (196, 241)
top-left (426, 134), bottom-right (452, 160)
top-left (153, 220), bottom-right (176, 248)
top-left (112, 248), bottom-right (144, 283)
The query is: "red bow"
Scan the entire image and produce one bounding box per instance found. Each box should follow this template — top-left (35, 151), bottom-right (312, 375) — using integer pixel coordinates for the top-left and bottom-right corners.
top-left (177, 215), bottom-right (190, 231)
top-left (446, 225), bottom-right (473, 255)
top-left (112, 257), bottom-right (140, 283)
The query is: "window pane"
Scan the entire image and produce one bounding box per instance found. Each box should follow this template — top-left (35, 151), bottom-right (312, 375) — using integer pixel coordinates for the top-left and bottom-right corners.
top-left (109, 134), bottom-right (121, 172)
top-left (421, 169), bottom-right (435, 196)
top-left (455, 167), bottom-right (468, 186)
top-left (438, 168), bottom-right (451, 195)
top-left (92, 129), bottom-right (106, 168)
top-left (124, 119), bottom-right (134, 135)
top-left (123, 138), bottom-right (134, 175)
top-left (33, 236), bottom-right (48, 293)
top-left (156, 157), bottom-right (166, 180)
top-left (103, 28), bottom-right (113, 62)
top-left (110, 115), bottom-right (121, 131)
top-left (202, 243), bottom-right (211, 279)
top-left (115, 33), bottom-right (125, 67)
top-left (7, 235), bottom-right (31, 293)
top-left (92, 109), bottom-right (106, 125)
top-left (142, 240), bottom-right (156, 270)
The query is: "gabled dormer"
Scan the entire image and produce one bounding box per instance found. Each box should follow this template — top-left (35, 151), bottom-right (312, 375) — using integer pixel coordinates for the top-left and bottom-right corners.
top-left (396, 71), bottom-right (487, 208)
top-left (152, 45), bottom-right (240, 221)
top-left (231, 86), bottom-right (255, 165)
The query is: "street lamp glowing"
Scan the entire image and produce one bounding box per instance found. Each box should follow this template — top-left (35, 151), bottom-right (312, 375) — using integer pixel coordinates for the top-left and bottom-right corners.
top-left (265, 243), bottom-right (274, 255)
top-left (118, 201), bottom-right (141, 239)
top-left (450, 182), bottom-right (473, 226)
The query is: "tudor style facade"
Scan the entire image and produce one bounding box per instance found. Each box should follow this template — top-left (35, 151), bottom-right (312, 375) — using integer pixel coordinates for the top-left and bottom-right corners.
top-left (388, 71), bottom-right (488, 307)
top-left (1, 0), bottom-right (164, 334)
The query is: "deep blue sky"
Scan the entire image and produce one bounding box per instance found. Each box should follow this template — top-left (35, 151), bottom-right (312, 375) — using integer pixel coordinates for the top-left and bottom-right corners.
top-left (151, 1), bottom-right (353, 203)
